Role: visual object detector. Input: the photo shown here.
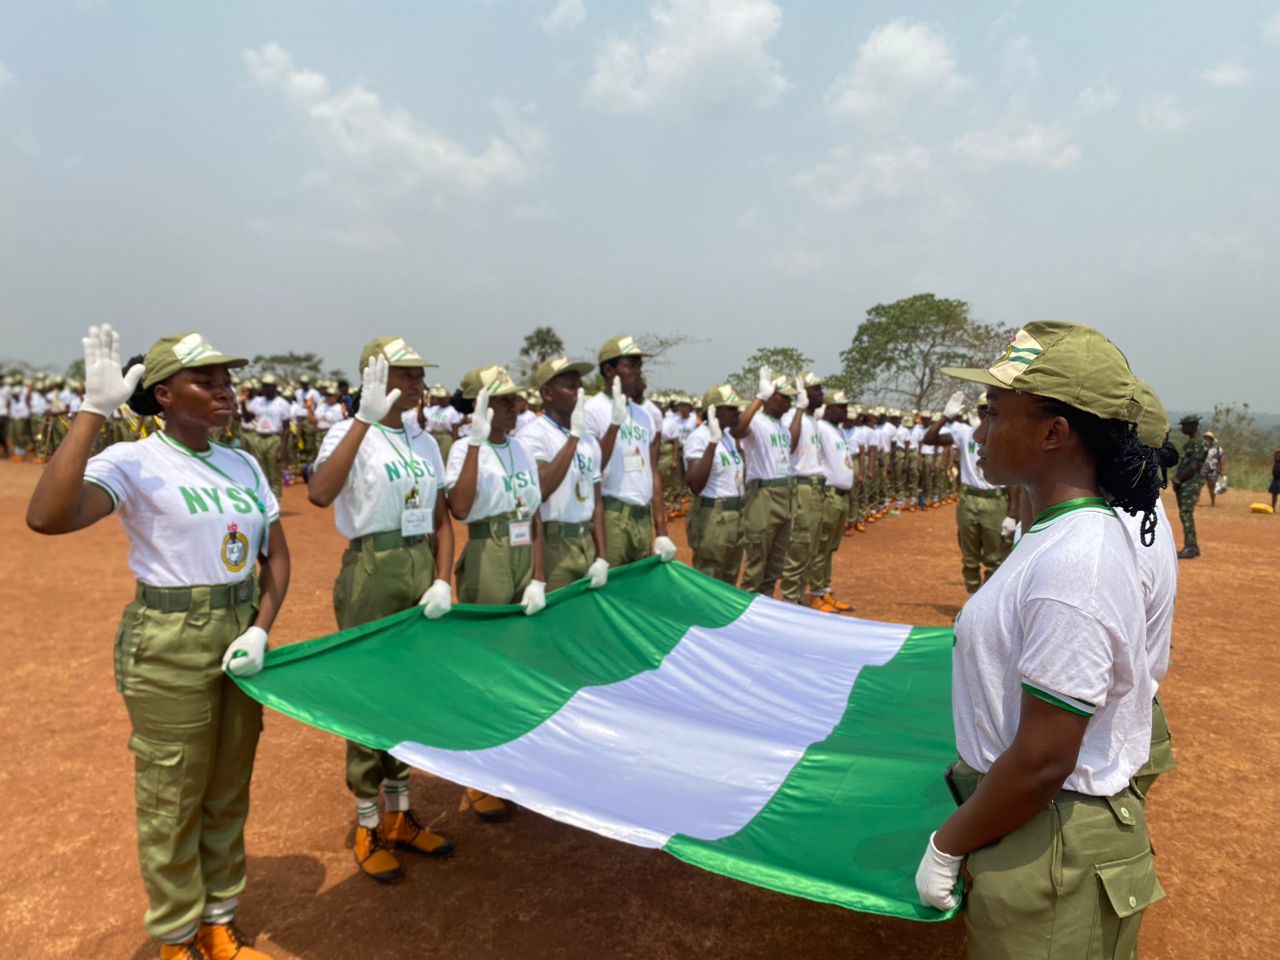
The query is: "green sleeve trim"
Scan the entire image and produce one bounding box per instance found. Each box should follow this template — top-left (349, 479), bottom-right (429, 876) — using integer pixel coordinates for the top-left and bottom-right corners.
top-left (84, 476), bottom-right (120, 511)
top-left (1021, 682), bottom-right (1094, 718)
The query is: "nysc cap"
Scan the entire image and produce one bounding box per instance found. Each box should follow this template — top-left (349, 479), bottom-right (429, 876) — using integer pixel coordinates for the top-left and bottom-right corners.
top-left (460, 365), bottom-right (520, 399)
top-left (532, 356), bottom-right (595, 390)
top-left (359, 337), bottom-right (436, 374)
top-left (142, 333), bottom-right (247, 389)
top-left (941, 321), bottom-right (1139, 424)
top-left (598, 334), bottom-right (650, 365)
top-left (1134, 380), bottom-right (1170, 448)
top-left (825, 390), bottom-right (851, 407)
top-left (701, 384), bottom-right (747, 410)
top-left (769, 374), bottom-right (799, 397)
top-left (798, 371), bottom-right (825, 388)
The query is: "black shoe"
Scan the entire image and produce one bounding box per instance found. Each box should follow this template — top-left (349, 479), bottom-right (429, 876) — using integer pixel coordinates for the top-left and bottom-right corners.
top-left (1176, 547), bottom-right (1200, 559)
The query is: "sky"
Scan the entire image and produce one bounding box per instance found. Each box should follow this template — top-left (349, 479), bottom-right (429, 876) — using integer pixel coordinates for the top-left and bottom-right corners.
top-left (2, 1), bottom-right (1277, 412)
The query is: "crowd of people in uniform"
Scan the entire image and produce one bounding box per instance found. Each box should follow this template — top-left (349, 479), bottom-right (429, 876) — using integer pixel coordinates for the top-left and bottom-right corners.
top-left (20, 321), bottom-right (1198, 960)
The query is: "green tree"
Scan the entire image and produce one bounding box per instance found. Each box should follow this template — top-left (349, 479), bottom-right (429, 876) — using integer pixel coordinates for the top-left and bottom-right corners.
top-left (519, 326), bottom-right (565, 365)
top-left (247, 352), bottom-right (325, 384)
top-left (726, 346), bottom-right (813, 397)
top-left (838, 293), bottom-right (1013, 410)
top-left (66, 357), bottom-right (86, 382)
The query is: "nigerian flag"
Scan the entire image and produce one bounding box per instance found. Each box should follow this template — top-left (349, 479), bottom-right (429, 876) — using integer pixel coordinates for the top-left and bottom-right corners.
top-left (235, 558), bottom-right (958, 921)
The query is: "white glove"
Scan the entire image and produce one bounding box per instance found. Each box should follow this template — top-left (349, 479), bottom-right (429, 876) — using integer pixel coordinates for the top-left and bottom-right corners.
top-left (81, 324), bottom-right (145, 417)
top-left (419, 579), bottom-right (453, 619)
top-left (915, 832), bottom-right (963, 911)
top-left (586, 557), bottom-right (609, 589)
top-left (814, 405), bottom-right (825, 421)
top-left (705, 405), bottom-right (722, 443)
top-left (942, 391), bottom-right (965, 421)
top-left (968, 410), bottom-right (982, 428)
top-left (569, 387), bottom-right (587, 438)
top-left (653, 535), bottom-right (677, 563)
top-left (609, 377), bottom-right (628, 427)
top-left (468, 388), bottom-right (492, 446)
top-left (521, 579), bottom-right (547, 616)
top-left (1000, 516), bottom-right (1017, 539)
top-left (221, 626), bottom-right (268, 678)
top-left (755, 366), bottom-right (775, 403)
top-left (355, 355), bottom-right (402, 425)
top-left (793, 377), bottom-right (809, 411)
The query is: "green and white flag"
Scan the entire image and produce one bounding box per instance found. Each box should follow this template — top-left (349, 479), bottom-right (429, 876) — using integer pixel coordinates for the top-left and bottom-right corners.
top-left (236, 559), bottom-right (958, 921)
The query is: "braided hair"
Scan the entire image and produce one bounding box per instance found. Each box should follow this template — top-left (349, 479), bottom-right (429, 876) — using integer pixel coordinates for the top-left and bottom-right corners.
top-left (123, 353), bottom-right (164, 417)
top-left (1036, 397), bottom-right (1171, 547)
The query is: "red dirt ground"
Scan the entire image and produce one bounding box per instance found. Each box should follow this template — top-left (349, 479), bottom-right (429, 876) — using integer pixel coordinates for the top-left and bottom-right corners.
top-left (1, 461), bottom-right (1275, 959)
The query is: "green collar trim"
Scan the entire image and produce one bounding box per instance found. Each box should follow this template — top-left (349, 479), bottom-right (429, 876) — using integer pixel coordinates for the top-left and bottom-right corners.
top-left (1028, 496), bottom-right (1114, 532)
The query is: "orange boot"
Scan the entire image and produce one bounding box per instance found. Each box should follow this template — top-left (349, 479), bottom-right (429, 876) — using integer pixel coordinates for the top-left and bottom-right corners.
top-left (160, 941), bottom-right (207, 960)
top-left (382, 810), bottom-right (454, 858)
top-left (353, 824), bottom-right (405, 884)
top-left (197, 922), bottom-right (272, 960)
top-left (461, 787), bottom-right (508, 822)
top-left (824, 592), bottom-right (853, 612)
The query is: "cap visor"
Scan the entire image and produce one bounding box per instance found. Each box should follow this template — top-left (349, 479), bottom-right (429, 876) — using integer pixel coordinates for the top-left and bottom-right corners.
top-left (940, 366), bottom-right (1004, 388)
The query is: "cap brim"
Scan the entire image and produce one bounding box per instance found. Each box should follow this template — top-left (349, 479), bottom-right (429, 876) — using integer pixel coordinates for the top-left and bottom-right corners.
top-left (940, 366), bottom-right (1004, 388)
top-left (599, 350), bottom-right (653, 364)
top-left (538, 361), bottom-right (595, 387)
top-left (389, 359), bottom-right (438, 369)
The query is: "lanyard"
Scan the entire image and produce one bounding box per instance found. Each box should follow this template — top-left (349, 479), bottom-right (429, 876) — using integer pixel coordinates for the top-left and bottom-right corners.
top-left (375, 424), bottom-right (420, 474)
top-left (487, 440), bottom-right (531, 517)
top-left (158, 431), bottom-right (266, 515)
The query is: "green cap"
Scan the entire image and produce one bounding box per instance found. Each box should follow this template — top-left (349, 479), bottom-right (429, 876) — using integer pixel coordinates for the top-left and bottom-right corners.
top-left (142, 333), bottom-right (247, 389)
top-left (597, 334), bottom-right (650, 364)
top-left (941, 321), bottom-right (1139, 423)
top-left (1178, 413), bottom-right (1200, 426)
top-left (1134, 380), bottom-right (1170, 447)
top-left (358, 336), bottom-right (436, 374)
top-left (701, 384), bottom-right (747, 410)
top-left (798, 371), bottom-right (825, 388)
top-left (531, 356), bottom-right (594, 390)
top-left (460, 364), bottom-right (520, 399)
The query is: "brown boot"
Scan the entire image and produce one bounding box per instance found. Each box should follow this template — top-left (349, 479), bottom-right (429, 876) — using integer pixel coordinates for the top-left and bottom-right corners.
top-left (460, 787), bottom-right (508, 822)
top-left (197, 923), bottom-right (272, 960)
top-left (353, 824), bottom-right (405, 884)
top-left (160, 940), bottom-right (208, 960)
top-left (382, 810), bottom-right (454, 858)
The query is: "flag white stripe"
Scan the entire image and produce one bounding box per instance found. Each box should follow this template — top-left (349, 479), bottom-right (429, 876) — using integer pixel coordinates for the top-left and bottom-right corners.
top-left (391, 598), bottom-right (910, 848)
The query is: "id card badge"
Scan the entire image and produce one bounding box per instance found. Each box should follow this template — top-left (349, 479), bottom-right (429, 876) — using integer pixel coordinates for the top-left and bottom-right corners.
top-left (401, 507), bottom-right (434, 537)
top-left (623, 451), bottom-right (645, 473)
top-left (509, 520), bottom-right (533, 546)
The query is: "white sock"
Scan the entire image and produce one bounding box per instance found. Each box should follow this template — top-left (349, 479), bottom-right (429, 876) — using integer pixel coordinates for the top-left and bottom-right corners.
top-left (355, 796), bottom-right (380, 829)
top-left (383, 779), bottom-right (410, 813)
top-left (201, 898), bottom-right (239, 926)
top-left (159, 921), bottom-right (198, 945)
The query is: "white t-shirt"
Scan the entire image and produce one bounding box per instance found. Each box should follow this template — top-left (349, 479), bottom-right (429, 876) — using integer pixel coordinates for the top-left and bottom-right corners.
top-left (897, 424), bottom-right (914, 451)
top-left (683, 425), bottom-right (745, 500)
top-left (316, 419), bottom-right (446, 540)
top-left (84, 432), bottom-right (279, 587)
top-left (783, 410), bottom-right (823, 478)
top-left (662, 413), bottom-right (698, 444)
top-left (514, 410), bottom-right (537, 434)
top-left (427, 405), bottom-right (463, 434)
top-left (953, 501), bottom-right (1152, 796)
top-left (584, 393), bottom-right (656, 506)
top-left (518, 414), bottom-right (603, 524)
top-left (855, 423), bottom-right (877, 454)
top-left (296, 387), bottom-right (322, 407)
top-left (445, 437), bottom-right (542, 523)
top-left (1117, 499), bottom-right (1177, 687)
top-left (289, 400), bottom-right (308, 422)
top-left (29, 391), bottom-right (49, 417)
top-left (816, 420), bottom-right (855, 491)
top-left (940, 421), bottom-right (997, 491)
top-left (643, 400), bottom-right (662, 434)
top-left (877, 421), bottom-right (897, 454)
top-left (315, 401), bottom-right (345, 431)
top-left (246, 395), bottom-right (292, 435)
top-left (9, 392), bottom-right (30, 418)
top-left (741, 411), bottom-right (793, 483)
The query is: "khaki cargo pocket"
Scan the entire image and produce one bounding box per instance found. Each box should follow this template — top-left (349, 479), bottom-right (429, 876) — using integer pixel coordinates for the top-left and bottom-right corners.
top-left (113, 604), bottom-right (144, 694)
top-left (127, 733), bottom-right (185, 819)
top-left (1094, 849), bottom-right (1165, 959)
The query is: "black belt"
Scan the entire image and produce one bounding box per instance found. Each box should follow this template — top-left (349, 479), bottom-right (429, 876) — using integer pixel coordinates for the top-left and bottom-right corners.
top-left (348, 531), bottom-right (426, 551)
top-left (796, 476), bottom-right (826, 488)
top-left (603, 498), bottom-right (652, 519)
top-left (699, 496), bottom-right (745, 510)
top-left (469, 514), bottom-right (529, 540)
top-left (543, 520), bottom-right (591, 538)
top-left (136, 579), bottom-right (254, 613)
top-left (961, 485), bottom-right (1006, 500)
top-left (750, 477), bottom-right (794, 490)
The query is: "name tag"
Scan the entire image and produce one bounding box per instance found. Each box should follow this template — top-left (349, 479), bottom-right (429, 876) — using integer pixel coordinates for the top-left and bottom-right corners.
top-left (509, 520), bottom-right (533, 546)
top-left (623, 452), bottom-right (645, 473)
top-left (401, 507), bottom-right (434, 537)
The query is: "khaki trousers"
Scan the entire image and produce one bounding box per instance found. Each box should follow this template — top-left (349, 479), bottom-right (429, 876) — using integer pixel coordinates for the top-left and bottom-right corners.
top-left (740, 483), bottom-right (793, 597)
top-left (543, 525), bottom-right (596, 591)
top-left (602, 499), bottom-right (654, 568)
top-left (244, 433), bottom-right (283, 500)
top-left (808, 487), bottom-right (850, 594)
top-left (780, 480), bottom-right (825, 601)
top-left (688, 499), bottom-right (745, 584)
top-left (956, 489), bottom-right (1010, 594)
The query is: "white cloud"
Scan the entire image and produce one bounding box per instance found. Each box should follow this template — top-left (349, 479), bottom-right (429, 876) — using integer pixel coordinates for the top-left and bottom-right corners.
top-left (1266, 12), bottom-right (1280, 44)
top-left (0, 61), bottom-right (13, 87)
top-left (952, 123), bottom-right (1080, 169)
top-left (542, 0), bottom-right (585, 33)
top-left (586, 0), bottom-right (789, 113)
top-left (1200, 61), bottom-right (1250, 88)
top-left (1000, 34), bottom-right (1039, 89)
top-left (792, 144), bottom-right (933, 210)
top-left (825, 20), bottom-right (968, 124)
top-left (1074, 83), bottom-right (1120, 115)
top-left (1137, 96), bottom-right (1191, 133)
top-left (734, 206), bottom-right (762, 231)
top-left (244, 42), bottom-right (544, 198)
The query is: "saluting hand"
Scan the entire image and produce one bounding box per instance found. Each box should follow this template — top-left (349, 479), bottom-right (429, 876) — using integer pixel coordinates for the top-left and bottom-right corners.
top-left (706, 405), bottom-right (722, 443)
top-left (82, 324), bottom-right (145, 417)
top-left (942, 391), bottom-right (965, 421)
top-left (793, 377), bottom-right (809, 411)
top-left (468, 388), bottom-right (492, 446)
top-left (354, 356), bottom-right (401, 425)
top-left (569, 388), bottom-right (587, 438)
top-left (609, 377), bottom-right (628, 427)
top-left (755, 366), bottom-right (775, 403)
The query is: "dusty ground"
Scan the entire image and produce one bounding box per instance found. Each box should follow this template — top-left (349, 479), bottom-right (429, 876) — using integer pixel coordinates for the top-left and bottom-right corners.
top-left (1, 461), bottom-right (1275, 960)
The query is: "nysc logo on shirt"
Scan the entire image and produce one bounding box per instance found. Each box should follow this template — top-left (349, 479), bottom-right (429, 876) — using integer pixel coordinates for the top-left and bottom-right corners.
top-left (180, 486), bottom-right (260, 516)
top-left (618, 423), bottom-right (649, 444)
top-left (384, 460), bottom-right (434, 484)
top-left (575, 453), bottom-right (595, 474)
top-left (503, 470), bottom-right (537, 495)
top-left (718, 449), bottom-right (742, 467)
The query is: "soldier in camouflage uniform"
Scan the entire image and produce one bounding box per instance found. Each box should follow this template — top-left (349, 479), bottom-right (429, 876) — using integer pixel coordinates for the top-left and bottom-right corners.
top-left (1172, 413), bottom-right (1207, 559)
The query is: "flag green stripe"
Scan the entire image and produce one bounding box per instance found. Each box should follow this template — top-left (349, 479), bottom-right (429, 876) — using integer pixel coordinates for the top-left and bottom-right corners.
top-left (235, 558), bottom-right (753, 751)
top-left (663, 625), bottom-right (959, 922)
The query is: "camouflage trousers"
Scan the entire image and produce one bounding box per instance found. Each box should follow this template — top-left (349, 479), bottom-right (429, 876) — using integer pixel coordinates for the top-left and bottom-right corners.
top-left (1176, 480), bottom-right (1203, 550)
